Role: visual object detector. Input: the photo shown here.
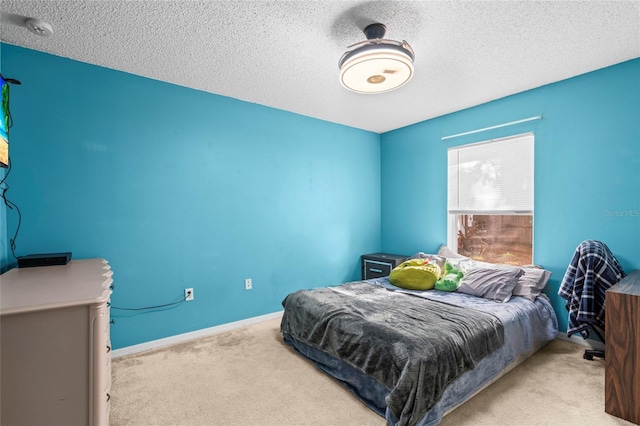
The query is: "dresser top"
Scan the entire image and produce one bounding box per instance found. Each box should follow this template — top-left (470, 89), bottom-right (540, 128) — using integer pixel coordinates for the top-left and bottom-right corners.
top-left (0, 258), bottom-right (113, 315)
top-left (607, 270), bottom-right (640, 297)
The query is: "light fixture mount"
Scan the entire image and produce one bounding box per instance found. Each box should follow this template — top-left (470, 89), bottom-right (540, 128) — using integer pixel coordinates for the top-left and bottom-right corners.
top-left (363, 23), bottom-right (387, 40)
top-left (25, 18), bottom-right (54, 37)
top-left (339, 23), bottom-right (414, 94)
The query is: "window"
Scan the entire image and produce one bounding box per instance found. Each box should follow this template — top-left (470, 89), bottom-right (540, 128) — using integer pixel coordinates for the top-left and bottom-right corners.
top-left (447, 133), bottom-right (534, 265)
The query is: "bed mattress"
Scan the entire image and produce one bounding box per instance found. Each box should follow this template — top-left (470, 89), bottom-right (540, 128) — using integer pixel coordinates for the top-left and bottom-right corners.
top-left (281, 277), bottom-right (558, 426)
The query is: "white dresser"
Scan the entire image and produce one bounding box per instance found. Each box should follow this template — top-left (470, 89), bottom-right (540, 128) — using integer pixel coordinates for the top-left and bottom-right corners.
top-left (0, 258), bottom-right (113, 426)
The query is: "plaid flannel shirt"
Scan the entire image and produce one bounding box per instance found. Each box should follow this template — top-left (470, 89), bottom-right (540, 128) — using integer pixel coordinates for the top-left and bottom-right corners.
top-left (558, 240), bottom-right (625, 339)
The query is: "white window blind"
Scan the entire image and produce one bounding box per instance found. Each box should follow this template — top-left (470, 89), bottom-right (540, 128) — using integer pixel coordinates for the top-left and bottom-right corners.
top-left (448, 133), bottom-right (534, 214)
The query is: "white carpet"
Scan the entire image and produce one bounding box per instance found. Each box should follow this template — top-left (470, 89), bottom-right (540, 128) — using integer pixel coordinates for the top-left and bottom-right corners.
top-left (111, 318), bottom-right (633, 426)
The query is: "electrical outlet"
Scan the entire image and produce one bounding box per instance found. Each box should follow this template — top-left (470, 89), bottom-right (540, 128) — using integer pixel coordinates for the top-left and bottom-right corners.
top-left (245, 278), bottom-right (252, 290)
top-left (185, 288), bottom-right (194, 301)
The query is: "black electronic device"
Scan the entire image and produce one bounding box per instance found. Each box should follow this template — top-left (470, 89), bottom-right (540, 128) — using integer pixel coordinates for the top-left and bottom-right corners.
top-left (17, 252), bottom-right (72, 268)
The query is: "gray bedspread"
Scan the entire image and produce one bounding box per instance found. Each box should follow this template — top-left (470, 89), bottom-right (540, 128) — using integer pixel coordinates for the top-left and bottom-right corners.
top-left (280, 281), bottom-right (504, 426)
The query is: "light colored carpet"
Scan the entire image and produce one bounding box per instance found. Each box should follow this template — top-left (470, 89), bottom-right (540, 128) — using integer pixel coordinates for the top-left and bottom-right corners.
top-left (111, 318), bottom-right (633, 426)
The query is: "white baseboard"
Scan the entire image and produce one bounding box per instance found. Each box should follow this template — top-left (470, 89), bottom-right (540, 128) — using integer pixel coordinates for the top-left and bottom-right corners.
top-left (111, 311), bottom-right (284, 359)
top-left (555, 333), bottom-right (605, 350)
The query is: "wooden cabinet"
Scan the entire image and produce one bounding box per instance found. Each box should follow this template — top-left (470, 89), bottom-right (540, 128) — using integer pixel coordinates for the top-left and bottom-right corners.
top-left (0, 258), bottom-right (113, 426)
top-left (361, 253), bottom-right (408, 280)
top-left (605, 270), bottom-right (640, 425)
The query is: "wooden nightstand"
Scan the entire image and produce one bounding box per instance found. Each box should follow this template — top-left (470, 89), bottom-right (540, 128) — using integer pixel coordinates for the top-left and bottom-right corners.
top-left (361, 253), bottom-right (408, 280)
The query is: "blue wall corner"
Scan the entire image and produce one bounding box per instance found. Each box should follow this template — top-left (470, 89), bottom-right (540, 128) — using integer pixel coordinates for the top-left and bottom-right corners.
top-left (380, 58), bottom-right (640, 333)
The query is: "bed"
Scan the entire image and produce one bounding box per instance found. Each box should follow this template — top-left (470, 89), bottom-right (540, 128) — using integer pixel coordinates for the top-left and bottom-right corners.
top-left (280, 269), bottom-right (558, 426)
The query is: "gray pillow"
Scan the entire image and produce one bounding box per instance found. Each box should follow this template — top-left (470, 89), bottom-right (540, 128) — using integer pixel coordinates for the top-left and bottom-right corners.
top-left (457, 266), bottom-right (524, 303)
top-left (512, 267), bottom-right (552, 301)
top-left (437, 244), bottom-right (548, 302)
top-left (437, 244), bottom-right (468, 259)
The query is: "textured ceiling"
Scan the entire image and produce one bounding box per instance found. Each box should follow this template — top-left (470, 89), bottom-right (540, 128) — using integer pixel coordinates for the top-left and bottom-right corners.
top-left (1, 1), bottom-right (639, 133)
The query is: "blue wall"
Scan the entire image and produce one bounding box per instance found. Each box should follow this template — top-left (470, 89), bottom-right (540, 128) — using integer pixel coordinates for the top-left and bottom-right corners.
top-left (381, 58), bottom-right (640, 333)
top-left (0, 44), bottom-right (381, 348)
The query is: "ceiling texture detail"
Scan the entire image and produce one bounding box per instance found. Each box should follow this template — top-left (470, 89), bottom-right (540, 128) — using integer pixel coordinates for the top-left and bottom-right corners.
top-left (1, 1), bottom-right (639, 133)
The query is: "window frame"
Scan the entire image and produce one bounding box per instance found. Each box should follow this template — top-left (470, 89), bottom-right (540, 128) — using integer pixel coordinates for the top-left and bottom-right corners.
top-left (446, 132), bottom-right (535, 264)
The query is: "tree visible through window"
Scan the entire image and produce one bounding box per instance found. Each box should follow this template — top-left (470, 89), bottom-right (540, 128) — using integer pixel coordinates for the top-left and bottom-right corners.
top-left (448, 133), bottom-right (534, 266)
top-left (456, 214), bottom-right (532, 265)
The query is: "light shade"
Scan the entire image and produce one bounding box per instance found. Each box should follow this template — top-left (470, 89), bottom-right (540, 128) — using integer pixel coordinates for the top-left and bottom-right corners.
top-left (338, 23), bottom-right (415, 94)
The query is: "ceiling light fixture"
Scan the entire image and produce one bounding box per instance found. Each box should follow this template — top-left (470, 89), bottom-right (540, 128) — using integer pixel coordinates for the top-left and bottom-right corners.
top-left (338, 23), bottom-right (414, 94)
top-left (25, 18), bottom-right (54, 37)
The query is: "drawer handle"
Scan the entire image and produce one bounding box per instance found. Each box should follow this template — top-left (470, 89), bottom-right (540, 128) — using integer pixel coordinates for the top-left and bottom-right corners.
top-left (106, 393), bottom-right (111, 402)
top-left (106, 345), bottom-right (111, 353)
top-left (110, 319), bottom-right (115, 325)
top-left (369, 268), bottom-right (383, 273)
top-left (110, 283), bottom-right (115, 290)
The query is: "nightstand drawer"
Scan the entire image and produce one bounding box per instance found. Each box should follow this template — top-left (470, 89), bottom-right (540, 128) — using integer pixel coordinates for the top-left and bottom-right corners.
top-left (361, 253), bottom-right (408, 280)
top-left (363, 260), bottom-right (393, 279)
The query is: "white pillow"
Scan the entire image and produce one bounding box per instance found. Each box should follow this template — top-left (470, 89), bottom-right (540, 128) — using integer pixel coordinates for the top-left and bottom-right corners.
top-left (436, 244), bottom-right (468, 259)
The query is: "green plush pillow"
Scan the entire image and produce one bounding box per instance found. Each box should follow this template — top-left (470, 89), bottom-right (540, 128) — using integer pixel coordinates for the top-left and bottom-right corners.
top-left (389, 258), bottom-right (441, 291)
top-left (435, 261), bottom-right (464, 292)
